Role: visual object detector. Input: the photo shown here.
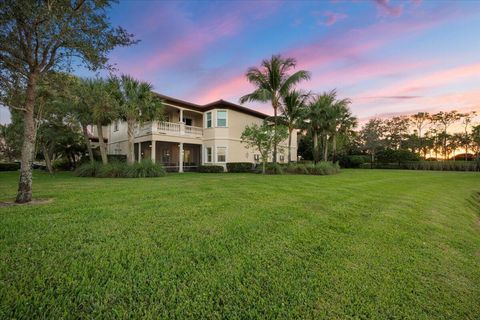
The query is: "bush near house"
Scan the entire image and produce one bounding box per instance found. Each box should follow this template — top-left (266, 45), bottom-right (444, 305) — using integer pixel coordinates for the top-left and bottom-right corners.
top-left (197, 165), bottom-right (225, 173)
top-left (0, 162), bottom-right (20, 171)
top-left (226, 162), bottom-right (254, 173)
top-left (75, 160), bottom-right (165, 178)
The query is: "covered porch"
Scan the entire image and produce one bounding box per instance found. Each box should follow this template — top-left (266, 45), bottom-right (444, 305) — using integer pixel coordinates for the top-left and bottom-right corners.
top-left (134, 141), bottom-right (201, 172)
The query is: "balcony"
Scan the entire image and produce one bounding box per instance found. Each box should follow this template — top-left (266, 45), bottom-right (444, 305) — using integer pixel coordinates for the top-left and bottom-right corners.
top-left (135, 121), bottom-right (203, 138)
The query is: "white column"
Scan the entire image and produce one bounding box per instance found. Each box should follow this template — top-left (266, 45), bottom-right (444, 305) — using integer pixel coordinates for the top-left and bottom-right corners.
top-left (137, 142), bottom-right (141, 163)
top-left (151, 141), bottom-right (156, 163)
top-left (179, 142), bottom-right (184, 173)
top-left (179, 108), bottom-right (185, 135)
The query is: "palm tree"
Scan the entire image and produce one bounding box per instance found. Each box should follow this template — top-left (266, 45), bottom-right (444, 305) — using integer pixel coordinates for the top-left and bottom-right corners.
top-left (303, 91), bottom-right (336, 163)
top-left (115, 75), bottom-right (164, 164)
top-left (330, 96), bottom-right (356, 163)
top-left (85, 78), bottom-right (119, 164)
top-left (280, 90), bottom-right (309, 162)
top-left (239, 55), bottom-right (310, 164)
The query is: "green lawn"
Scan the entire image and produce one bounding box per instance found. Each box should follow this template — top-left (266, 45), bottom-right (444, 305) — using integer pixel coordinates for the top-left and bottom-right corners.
top-left (0, 170), bottom-right (479, 319)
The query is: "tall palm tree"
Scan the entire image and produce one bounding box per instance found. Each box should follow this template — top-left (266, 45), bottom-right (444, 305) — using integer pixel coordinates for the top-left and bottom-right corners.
top-left (115, 75), bottom-right (164, 164)
top-left (280, 90), bottom-right (309, 162)
top-left (239, 55), bottom-right (310, 164)
top-left (85, 78), bottom-right (119, 164)
top-left (303, 91), bottom-right (336, 163)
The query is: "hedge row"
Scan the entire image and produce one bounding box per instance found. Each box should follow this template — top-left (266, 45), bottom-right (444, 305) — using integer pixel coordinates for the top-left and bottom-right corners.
top-left (359, 161), bottom-right (479, 171)
top-left (0, 162), bottom-right (20, 171)
top-left (263, 162), bottom-right (340, 175)
top-left (198, 165), bottom-right (224, 173)
top-left (226, 162), bottom-right (254, 173)
top-left (75, 160), bottom-right (166, 178)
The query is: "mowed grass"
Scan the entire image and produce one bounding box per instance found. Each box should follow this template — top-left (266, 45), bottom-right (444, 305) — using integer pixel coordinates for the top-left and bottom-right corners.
top-left (0, 170), bottom-right (479, 319)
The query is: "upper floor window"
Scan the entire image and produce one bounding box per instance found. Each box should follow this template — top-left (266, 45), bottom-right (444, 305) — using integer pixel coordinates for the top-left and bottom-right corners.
top-left (216, 110), bottom-right (227, 127)
top-left (113, 120), bottom-right (119, 132)
top-left (206, 112), bottom-right (212, 128)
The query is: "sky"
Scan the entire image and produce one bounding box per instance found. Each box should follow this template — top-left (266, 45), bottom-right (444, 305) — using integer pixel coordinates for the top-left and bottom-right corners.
top-left (1, 0), bottom-right (480, 124)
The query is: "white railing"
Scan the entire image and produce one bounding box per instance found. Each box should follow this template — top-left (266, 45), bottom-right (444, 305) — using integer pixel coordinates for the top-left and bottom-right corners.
top-left (185, 124), bottom-right (203, 136)
top-left (158, 121), bottom-right (181, 134)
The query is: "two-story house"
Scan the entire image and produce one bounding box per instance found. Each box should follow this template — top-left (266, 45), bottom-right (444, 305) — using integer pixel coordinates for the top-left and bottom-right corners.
top-left (101, 94), bottom-right (297, 171)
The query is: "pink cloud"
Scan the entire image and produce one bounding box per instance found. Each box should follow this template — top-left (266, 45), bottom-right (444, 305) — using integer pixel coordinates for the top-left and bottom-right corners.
top-left (323, 11), bottom-right (348, 26)
top-left (374, 0), bottom-right (403, 17)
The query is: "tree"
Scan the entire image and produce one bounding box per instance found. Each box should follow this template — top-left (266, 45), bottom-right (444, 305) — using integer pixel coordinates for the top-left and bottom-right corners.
top-left (384, 116), bottom-right (410, 150)
top-left (471, 125), bottom-right (480, 162)
top-left (241, 121), bottom-right (288, 174)
top-left (359, 118), bottom-right (385, 166)
top-left (0, 0), bottom-right (136, 202)
top-left (280, 90), bottom-right (309, 163)
top-left (73, 78), bottom-right (96, 164)
top-left (411, 112), bottom-right (430, 156)
top-left (330, 96), bottom-right (356, 163)
top-left (303, 91), bottom-right (336, 163)
top-left (431, 111), bottom-right (461, 159)
top-left (0, 110), bottom-right (23, 161)
top-left (239, 55), bottom-right (310, 165)
top-left (460, 111), bottom-right (477, 160)
top-left (116, 75), bottom-right (164, 164)
top-left (86, 78), bottom-right (119, 164)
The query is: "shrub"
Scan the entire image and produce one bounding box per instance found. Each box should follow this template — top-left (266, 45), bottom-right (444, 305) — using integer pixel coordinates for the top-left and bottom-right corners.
top-left (96, 161), bottom-right (128, 178)
top-left (306, 162), bottom-right (340, 175)
top-left (263, 163), bottom-right (284, 175)
top-left (284, 163), bottom-right (309, 174)
top-left (226, 162), bottom-right (254, 173)
top-left (75, 160), bottom-right (166, 178)
top-left (377, 149), bottom-right (420, 164)
top-left (74, 161), bottom-right (102, 177)
top-left (123, 160), bottom-right (166, 178)
top-left (52, 158), bottom-right (72, 171)
top-left (339, 155), bottom-right (370, 168)
top-left (198, 165), bottom-right (224, 173)
top-left (0, 162), bottom-right (20, 171)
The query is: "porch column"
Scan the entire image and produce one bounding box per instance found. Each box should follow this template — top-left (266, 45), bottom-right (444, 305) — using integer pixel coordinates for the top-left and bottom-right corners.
top-left (151, 141), bottom-right (156, 163)
top-left (179, 108), bottom-right (184, 123)
top-left (179, 142), bottom-right (184, 173)
top-left (137, 142), bottom-right (141, 163)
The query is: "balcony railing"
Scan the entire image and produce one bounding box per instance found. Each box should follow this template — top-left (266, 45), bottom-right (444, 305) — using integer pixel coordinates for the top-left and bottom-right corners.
top-left (135, 121), bottom-right (203, 137)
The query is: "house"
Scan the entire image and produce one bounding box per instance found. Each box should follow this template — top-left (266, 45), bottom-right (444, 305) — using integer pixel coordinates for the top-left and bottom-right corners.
top-left (95, 94), bottom-right (297, 171)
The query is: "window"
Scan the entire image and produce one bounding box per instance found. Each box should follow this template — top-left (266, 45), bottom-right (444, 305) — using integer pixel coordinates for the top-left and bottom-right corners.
top-left (217, 147), bottom-right (226, 162)
top-left (113, 120), bottom-right (119, 132)
top-left (206, 147), bottom-right (212, 163)
top-left (182, 117), bottom-right (192, 126)
top-left (254, 154), bottom-right (260, 161)
top-left (279, 155), bottom-right (285, 162)
top-left (216, 110), bottom-right (227, 127)
top-left (206, 112), bottom-right (212, 128)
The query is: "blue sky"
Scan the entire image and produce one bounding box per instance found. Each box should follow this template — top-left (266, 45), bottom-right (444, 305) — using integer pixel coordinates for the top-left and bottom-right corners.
top-left (1, 0), bottom-right (480, 124)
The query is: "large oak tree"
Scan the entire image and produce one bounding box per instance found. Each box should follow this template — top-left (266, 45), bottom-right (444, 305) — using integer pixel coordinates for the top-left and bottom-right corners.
top-left (0, 0), bottom-right (136, 203)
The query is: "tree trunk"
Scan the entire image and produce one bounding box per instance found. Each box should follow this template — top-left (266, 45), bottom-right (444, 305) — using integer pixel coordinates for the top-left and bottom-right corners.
top-left (81, 123), bottom-right (95, 163)
top-left (16, 72), bottom-right (39, 203)
top-left (96, 123), bottom-right (108, 164)
top-left (323, 135), bottom-right (328, 162)
top-left (332, 133), bottom-right (337, 163)
top-left (287, 128), bottom-right (292, 163)
top-left (262, 159), bottom-right (266, 174)
top-left (272, 104), bottom-right (278, 165)
top-left (43, 145), bottom-right (53, 174)
top-left (127, 118), bottom-right (135, 164)
top-left (313, 131), bottom-right (319, 164)
top-left (370, 152), bottom-right (374, 169)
